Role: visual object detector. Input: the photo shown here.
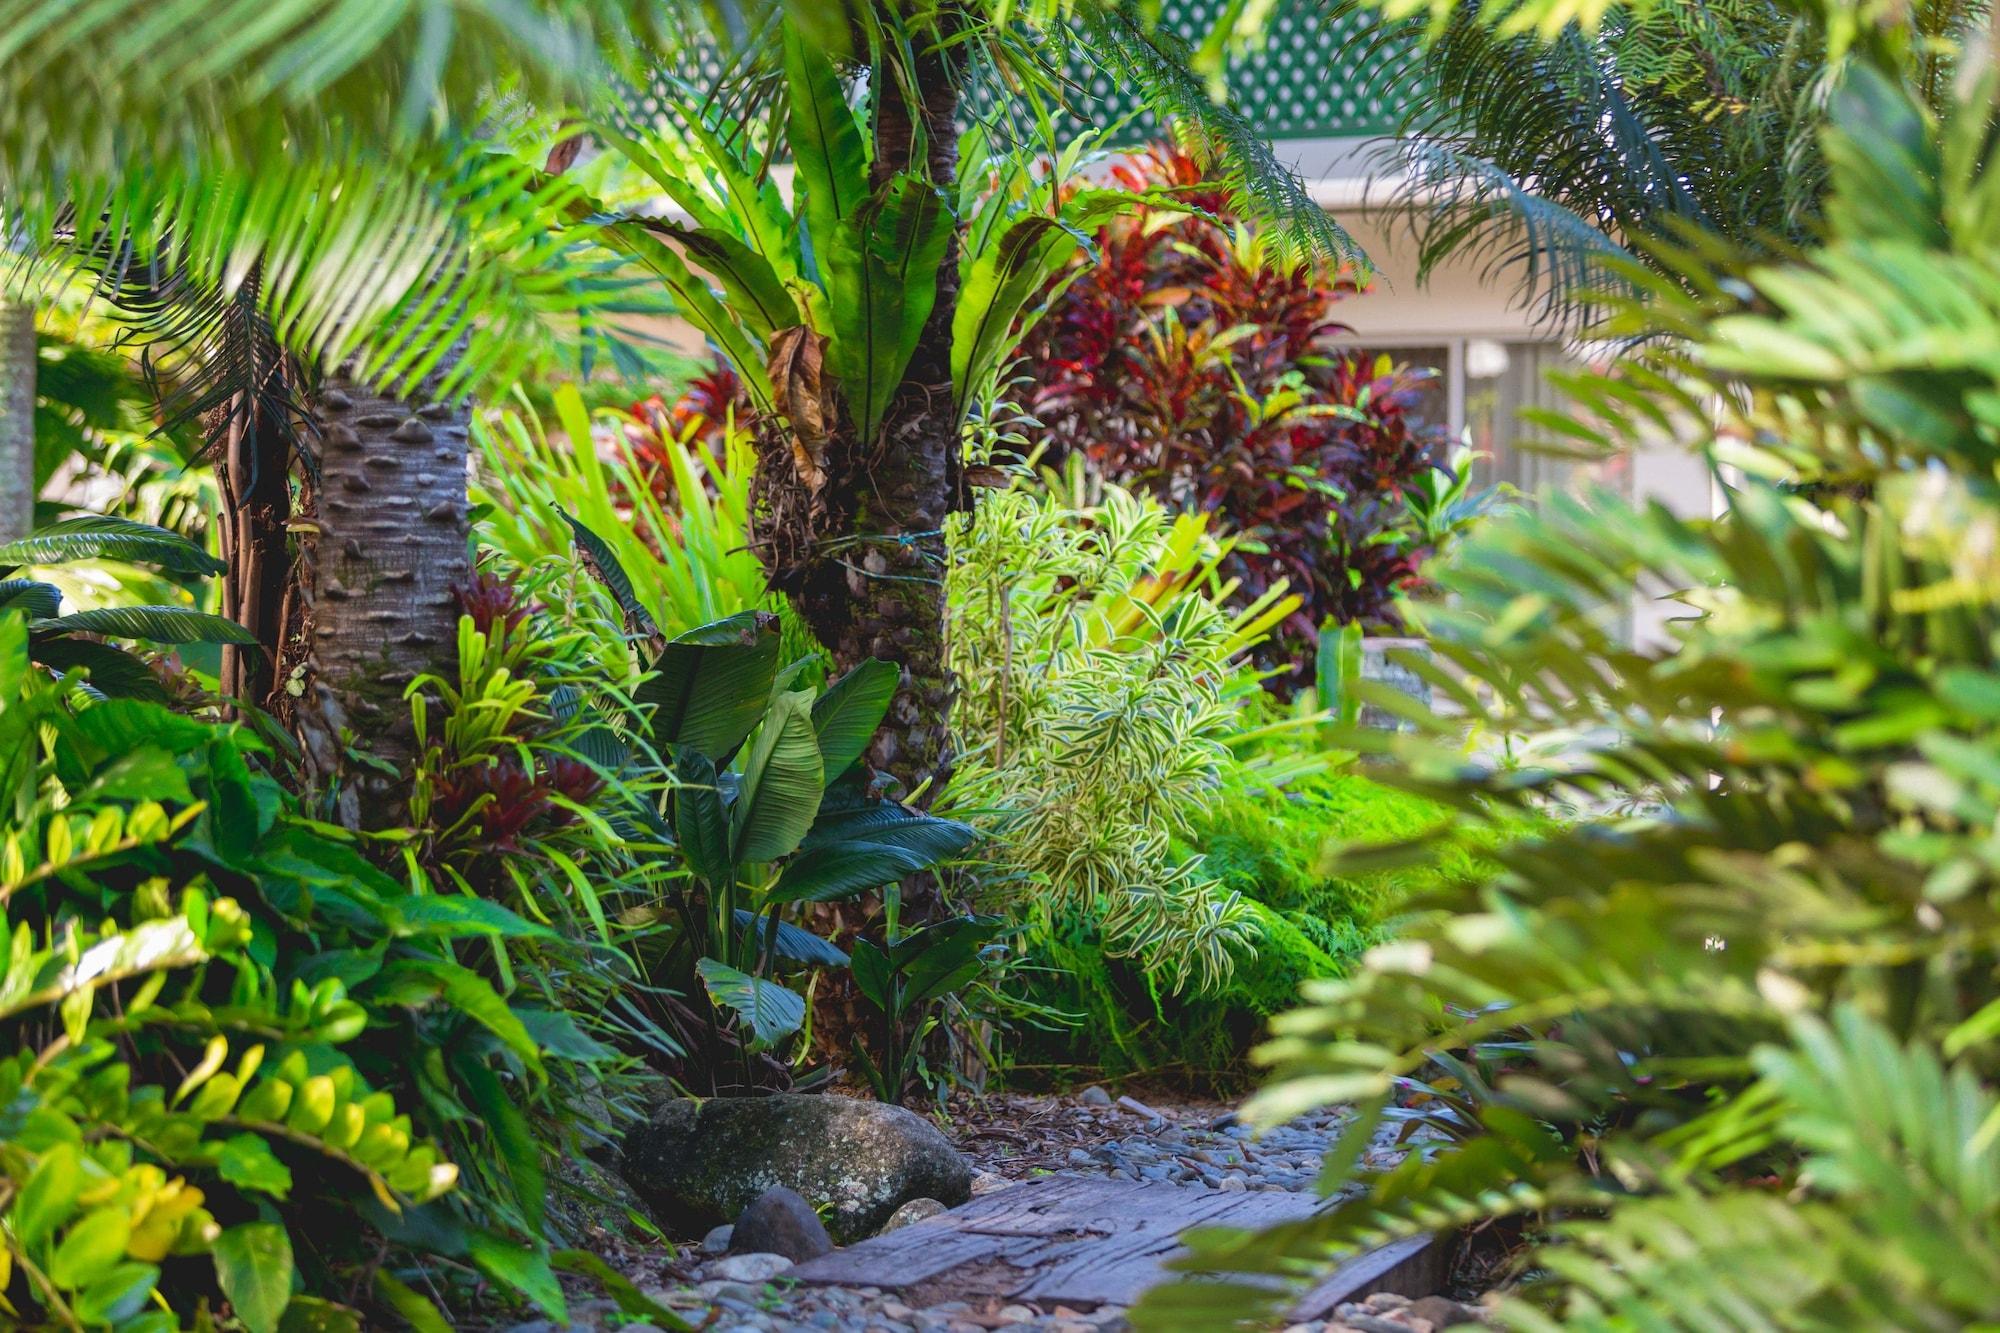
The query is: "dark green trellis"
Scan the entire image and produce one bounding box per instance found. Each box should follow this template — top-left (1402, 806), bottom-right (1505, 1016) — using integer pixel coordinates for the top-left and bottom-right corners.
top-left (1061, 0), bottom-right (1411, 141)
top-left (631, 1), bottom-right (1413, 147)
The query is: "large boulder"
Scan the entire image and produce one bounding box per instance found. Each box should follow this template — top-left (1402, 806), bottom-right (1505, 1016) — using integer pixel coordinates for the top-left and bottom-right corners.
top-left (621, 1094), bottom-right (971, 1244)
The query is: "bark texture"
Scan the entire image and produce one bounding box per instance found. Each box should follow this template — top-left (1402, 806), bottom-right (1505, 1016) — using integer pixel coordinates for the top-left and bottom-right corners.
top-left (292, 358), bottom-right (470, 829)
top-left (0, 300), bottom-right (36, 543)
top-left (213, 325), bottom-right (300, 708)
top-left (787, 20), bottom-right (965, 801)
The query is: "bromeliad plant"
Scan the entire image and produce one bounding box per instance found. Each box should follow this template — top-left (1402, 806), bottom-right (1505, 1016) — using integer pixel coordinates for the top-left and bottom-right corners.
top-left (1135, 52), bottom-right (2000, 1332)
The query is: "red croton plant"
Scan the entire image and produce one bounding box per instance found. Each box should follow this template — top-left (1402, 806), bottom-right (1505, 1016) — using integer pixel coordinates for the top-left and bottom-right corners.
top-left (1016, 145), bottom-right (1454, 676)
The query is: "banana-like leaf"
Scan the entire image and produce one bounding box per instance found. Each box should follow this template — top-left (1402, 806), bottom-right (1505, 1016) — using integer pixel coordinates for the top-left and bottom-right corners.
top-left (695, 957), bottom-right (806, 1052)
top-left (0, 516), bottom-right (224, 576)
top-left (765, 840), bottom-right (938, 905)
top-left (799, 799), bottom-right (979, 863)
top-left (635, 612), bottom-right (781, 759)
top-left (733, 909), bottom-right (850, 966)
top-left (672, 751), bottom-right (734, 886)
top-left (34, 606), bottom-right (258, 646)
top-left (810, 659), bottom-right (899, 782)
top-left (26, 639), bottom-right (167, 701)
top-left (731, 690), bottom-right (824, 864)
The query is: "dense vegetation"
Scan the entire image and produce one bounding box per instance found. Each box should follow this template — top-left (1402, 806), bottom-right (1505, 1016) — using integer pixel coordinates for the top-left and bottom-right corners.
top-left (3, 0), bottom-right (1992, 1327)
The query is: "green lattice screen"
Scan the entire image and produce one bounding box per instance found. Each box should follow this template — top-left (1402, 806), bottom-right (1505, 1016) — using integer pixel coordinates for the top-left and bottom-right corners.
top-left (632, 4), bottom-right (1412, 145)
top-left (1063, 0), bottom-right (1412, 141)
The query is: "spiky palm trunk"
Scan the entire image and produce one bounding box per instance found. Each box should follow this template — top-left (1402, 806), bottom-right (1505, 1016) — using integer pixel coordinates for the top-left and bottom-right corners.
top-left (293, 357), bottom-right (469, 828)
top-left (793, 18), bottom-right (964, 799)
top-left (0, 299), bottom-right (35, 543)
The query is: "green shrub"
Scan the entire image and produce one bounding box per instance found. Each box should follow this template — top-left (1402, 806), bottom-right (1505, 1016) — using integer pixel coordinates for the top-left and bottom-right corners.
top-left (943, 472), bottom-right (1307, 993)
top-left (1005, 768), bottom-right (1511, 1085)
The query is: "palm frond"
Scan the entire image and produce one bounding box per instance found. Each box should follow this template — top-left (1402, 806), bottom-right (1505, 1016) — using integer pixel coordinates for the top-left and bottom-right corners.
top-left (50, 132), bottom-right (659, 399)
top-left (0, 0), bottom-right (686, 188)
top-left (1069, 5), bottom-right (1364, 271)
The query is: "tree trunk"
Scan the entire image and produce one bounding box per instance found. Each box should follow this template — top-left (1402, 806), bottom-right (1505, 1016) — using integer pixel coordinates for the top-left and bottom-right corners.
top-left (212, 290), bottom-right (299, 709)
top-left (291, 356), bottom-right (470, 829)
top-left (791, 16), bottom-right (965, 801)
top-left (0, 299), bottom-right (36, 543)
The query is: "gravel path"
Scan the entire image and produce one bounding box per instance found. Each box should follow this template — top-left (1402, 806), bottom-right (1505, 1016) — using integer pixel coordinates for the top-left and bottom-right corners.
top-left (567, 1091), bottom-right (1464, 1333)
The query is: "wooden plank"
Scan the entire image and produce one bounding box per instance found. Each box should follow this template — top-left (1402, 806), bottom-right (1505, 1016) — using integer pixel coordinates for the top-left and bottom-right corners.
top-left (1290, 1234), bottom-right (1450, 1321)
top-left (789, 1174), bottom-right (1449, 1317)
top-left (787, 1223), bottom-right (1022, 1288)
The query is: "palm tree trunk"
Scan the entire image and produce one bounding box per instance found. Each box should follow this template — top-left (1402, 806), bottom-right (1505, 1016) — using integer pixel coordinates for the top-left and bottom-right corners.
top-left (792, 17), bottom-right (965, 799)
top-left (0, 299), bottom-right (36, 543)
top-left (292, 355), bottom-right (470, 829)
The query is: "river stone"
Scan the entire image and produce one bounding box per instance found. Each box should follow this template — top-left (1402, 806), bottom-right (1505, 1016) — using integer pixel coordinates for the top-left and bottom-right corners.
top-left (622, 1094), bottom-right (972, 1243)
top-left (879, 1197), bottom-right (948, 1233)
top-left (731, 1186), bottom-right (834, 1261)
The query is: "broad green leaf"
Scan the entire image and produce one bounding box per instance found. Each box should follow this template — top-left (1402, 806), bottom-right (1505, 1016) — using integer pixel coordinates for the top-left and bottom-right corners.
top-left (0, 515), bottom-right (224, 576)
top-left (637, 611), bottom-right (781, 758)
top-left (213, 1223), bottom-right (294, 1333)
top-left (590, 219), bottom-right (775, 410)
top-left (734, 908), bottom-right (850, 966)
top-left (36, 605), bottom-right (258, 645)
top-left (50, 1207), bottom-right (131, 1288)
top-left (646, 221), bottom-right (799, 343)
top-left (766, 841), bottom-right (936, 905)
top-left (784, 25), bottom-right (869, 244)
top-left (454, 1053), bottom-right (545, 1233)
top-left (811, 659), bottom-right (899, 781)
top-left (0, 578), bottom-right (60, 618)
top-left (30, 639), bottom-right (168, 700)
top-left (696, 957), bottom-right (806, 1051)
top-left (952, 215), bottom-right (1085, 416)
top-left (384, 894), bottom-right (559, 941)
top-left (731, 690), bottom-right (824, 863)
top-left (467, 1232), bottom-right (566, 1321)
top-left (673, 750), bottom-right (734, 885)
top-left (218, 1133), bottom-right (294, 1199)
top-left (850, 938), bottom-right (893, 1010)
top-left (895, 915), bottom-right (1007, 1009)
top-left (370, 960), bottom-right (545, 1078)
top-left (71, 1262), bottom-right (159, 1326)
top-left (826, 175), bottom-right (953, 440)
top-left (373, 1272), bottom-right (454, 1333)
top-left (13, 1144), bottom-right (83, 1248)
top-left (799, 800), bottom-right (978, 864)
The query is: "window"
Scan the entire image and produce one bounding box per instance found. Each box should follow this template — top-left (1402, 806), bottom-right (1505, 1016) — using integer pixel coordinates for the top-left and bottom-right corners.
top-left (1342, 337), bottom-right (1632, 500)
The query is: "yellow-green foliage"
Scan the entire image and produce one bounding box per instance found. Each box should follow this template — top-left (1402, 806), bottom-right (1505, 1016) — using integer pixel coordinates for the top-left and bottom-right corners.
top-left (1006, 768), bottom-right (1500, 1084)
top-left (944, 476), bottom-right (1301, 993)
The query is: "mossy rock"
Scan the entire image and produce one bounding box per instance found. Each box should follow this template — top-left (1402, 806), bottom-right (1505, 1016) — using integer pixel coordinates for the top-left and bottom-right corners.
top-left (619, 1094), bottom-right (972, 1244)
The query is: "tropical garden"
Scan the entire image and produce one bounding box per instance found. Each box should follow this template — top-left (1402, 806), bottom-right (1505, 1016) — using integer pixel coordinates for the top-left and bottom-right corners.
top-left (0, 0), bottom-right (1993, 1329)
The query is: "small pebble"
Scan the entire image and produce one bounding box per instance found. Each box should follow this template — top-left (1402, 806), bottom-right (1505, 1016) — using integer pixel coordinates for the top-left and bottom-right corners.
top-left (1079, 1085), bottom-right (1113, 1106)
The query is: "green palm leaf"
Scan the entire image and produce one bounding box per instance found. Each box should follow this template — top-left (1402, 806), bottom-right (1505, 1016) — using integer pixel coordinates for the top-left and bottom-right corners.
top-left (36, 606), bottom-right (258, 645)
top-left (0, 516), bottom-right (223, 576)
